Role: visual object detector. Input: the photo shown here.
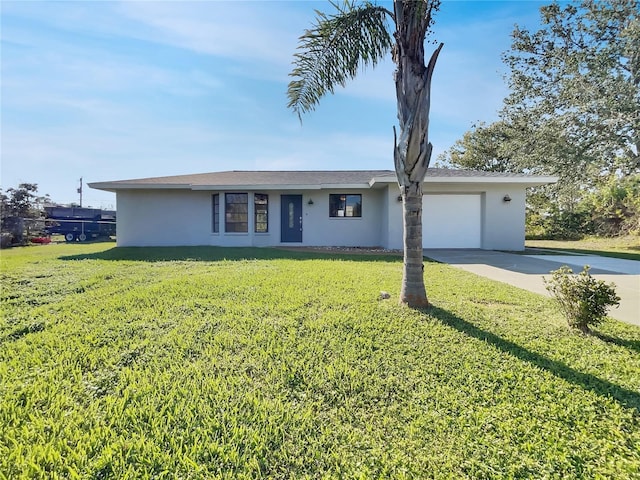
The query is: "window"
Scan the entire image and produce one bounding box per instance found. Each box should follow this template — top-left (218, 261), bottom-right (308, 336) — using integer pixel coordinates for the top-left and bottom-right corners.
top-left (254, 194), bottom-right (268, 233)
top-left (329, 194), bottom-right (361, 217)
top-left (225, 193), bottom-right (248, 232)
top-left (288, 202), bottom-right (294, 228)
top-left (212, 194), bottom-right (219, 233)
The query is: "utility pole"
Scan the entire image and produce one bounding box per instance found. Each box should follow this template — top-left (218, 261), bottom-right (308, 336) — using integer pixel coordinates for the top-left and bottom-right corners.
top-left (77, 177), bottom-right (83, 207)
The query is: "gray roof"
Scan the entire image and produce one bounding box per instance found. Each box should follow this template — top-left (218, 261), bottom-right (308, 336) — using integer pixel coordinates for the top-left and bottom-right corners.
top-left (89, 169), bottom-right (557, 191)
top-left (92, 170), bottom-right (395, 187)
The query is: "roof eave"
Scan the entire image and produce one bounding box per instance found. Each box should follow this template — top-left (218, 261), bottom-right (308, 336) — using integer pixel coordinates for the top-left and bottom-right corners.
top-left (424, 176), bottom-right (559, 185)
top-left (370, 175), bottom-right (558, 186)
top-left (369, 176), bottom-right (398, 187)
top-left (191, 184), bottom-right (323, 191)
top-left (91, 182), bottom-right (376, 192)
top-left (90, 175), bottom-right (559, 192)
top-left (88, 182), bottom-right (190, 192)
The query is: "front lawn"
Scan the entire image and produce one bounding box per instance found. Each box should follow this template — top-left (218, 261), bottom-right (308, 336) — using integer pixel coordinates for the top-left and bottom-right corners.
top-left (1, 243), bottom-right (639, 479)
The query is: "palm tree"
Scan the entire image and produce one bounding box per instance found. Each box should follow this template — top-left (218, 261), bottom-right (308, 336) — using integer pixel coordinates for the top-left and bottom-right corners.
top-left (288, 0), bottom-right (443, 307)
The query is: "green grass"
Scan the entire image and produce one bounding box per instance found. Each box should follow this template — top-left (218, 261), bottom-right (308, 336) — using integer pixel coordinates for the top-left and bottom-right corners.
top-left (526, 236), bottom-right (640, 261)
top-left (1, 243), bottom-right (639, 479)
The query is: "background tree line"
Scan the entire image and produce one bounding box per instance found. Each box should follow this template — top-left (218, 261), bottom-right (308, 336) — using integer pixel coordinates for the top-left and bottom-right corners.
top-left (0, 183), bottom-right (50, 247)
top-left (438, 0), bottom-right (639, 239)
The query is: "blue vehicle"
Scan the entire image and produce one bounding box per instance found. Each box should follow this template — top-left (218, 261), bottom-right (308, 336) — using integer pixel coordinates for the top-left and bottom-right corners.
top-left (44, 206), bottom-right (116, 242)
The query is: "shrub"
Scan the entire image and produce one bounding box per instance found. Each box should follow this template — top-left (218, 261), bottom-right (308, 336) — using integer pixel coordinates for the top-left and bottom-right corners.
top-left (544, 265), bottom-right (620, 333)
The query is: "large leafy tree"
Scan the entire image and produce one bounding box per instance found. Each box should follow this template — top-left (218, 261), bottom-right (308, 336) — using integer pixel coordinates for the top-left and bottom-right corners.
top-left (0, 183), bottom-right (43, 219)
top-left (438, 121), bottom-right (522, 173)
top-left (502, 0), bottom-right (639, 183)
top-left (288, 0), bottom-right (443, 307)
top-left (441, 0), bottom-right (640, 238)
top-left (1, 183), bottom-right (49, 245)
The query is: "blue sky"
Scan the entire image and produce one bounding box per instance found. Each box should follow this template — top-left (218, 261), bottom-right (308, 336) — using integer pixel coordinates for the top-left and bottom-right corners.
top-left (1, 1), bottom-right (544, 208)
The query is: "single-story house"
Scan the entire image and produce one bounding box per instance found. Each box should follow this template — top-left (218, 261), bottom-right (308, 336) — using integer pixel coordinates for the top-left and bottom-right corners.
top-left (89, 169), bottom-right (557, 250)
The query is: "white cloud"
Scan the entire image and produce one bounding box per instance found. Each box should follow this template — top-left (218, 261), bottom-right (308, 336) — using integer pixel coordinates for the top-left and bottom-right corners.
top-left (116, 1), bottom-right (308, 69)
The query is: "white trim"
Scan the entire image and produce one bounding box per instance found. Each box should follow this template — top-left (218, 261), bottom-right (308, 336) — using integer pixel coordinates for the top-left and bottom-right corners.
top-left (370, 175), bottom-right (558, 186)
top-left (424, 176), bottom-right (558, 185)
top-left (317, 183), bottom-right (371, 189)
top-left (192, 184), bottom-right (323, 191)
top-left (90, 183), bottom-right (375, 192)
top-left (88, 183), bottom-right (188, 191)
top-left (92, 175), bottom-right (558, 193)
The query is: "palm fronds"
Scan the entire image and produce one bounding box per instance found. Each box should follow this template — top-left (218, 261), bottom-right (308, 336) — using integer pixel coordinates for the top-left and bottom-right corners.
top-left (287, 1), bottom-right (394, 118)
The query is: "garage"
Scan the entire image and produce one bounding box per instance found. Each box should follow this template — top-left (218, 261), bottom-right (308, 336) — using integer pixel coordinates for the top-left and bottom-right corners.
top-left (422, 194), bottom-right (482, 248)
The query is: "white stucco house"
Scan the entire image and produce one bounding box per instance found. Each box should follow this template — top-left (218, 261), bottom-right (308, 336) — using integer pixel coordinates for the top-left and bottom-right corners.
top-left (89, 169), bottom-right (556, 250)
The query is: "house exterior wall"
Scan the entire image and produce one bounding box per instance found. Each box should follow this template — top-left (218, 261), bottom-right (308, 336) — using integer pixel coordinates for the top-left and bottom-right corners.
top-left (116, 190), bottom-right (213, 247)
top-left (115, 182), bottom-right (528, 250)
top-left (481, 186), bottom-right (526, 251)
top-left (384, 187), bottom-right (404, 250)
top-left (302, 189), bottom-right (384, 247)
top-left (116, 188), bottom-right (386, 248)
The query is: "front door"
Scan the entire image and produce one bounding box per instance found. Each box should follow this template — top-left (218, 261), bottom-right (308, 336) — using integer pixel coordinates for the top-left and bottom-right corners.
top-left (281, 195), bottom-right (302, 242)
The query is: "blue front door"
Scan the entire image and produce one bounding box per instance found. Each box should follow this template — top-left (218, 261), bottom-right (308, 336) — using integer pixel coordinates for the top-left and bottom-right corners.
top-left (281, 195), bottom-right (302, 242)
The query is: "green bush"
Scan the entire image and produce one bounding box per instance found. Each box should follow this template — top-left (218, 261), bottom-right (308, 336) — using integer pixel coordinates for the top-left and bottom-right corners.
top-left (587, 174), bottom-right (640, 237)
top-left (525, 174), bottom-right (640, 239)
top-left (544, 265), bottom-right (620, 332)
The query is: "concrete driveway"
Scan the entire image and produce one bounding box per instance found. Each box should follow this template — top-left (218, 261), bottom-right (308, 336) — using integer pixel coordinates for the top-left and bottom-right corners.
top-left (424, 249), bottom-right (640, 326)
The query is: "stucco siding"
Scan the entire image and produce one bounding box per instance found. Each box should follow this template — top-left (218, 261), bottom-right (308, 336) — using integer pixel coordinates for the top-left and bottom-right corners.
top-left (385, 187), bottom-right (404, 250)
top-left (116, 190), bottom-right (212, 247)
top-left (113, 182), bottom-right (530, 250)
top-left (481, 186), bottom-right (526, 250)
top-left (301, 189), bottom-right (384, 247)
top-left (116, 188), bottom-right (386, 248)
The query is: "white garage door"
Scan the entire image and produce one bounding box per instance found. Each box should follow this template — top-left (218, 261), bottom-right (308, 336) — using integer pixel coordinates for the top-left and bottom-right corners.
top-left (423, 194), bottom-right (482, 248)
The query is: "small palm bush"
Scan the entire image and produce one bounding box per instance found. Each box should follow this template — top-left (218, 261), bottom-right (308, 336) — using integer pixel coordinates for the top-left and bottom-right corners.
top-left (544, 265), bottom-right (620, 333)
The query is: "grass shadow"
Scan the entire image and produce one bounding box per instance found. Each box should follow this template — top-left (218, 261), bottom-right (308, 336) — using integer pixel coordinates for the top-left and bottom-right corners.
top-left (1, 322), bottom-right (46, 344)
top-left (59, 246), bottom-right (404, 263)
top-left (592, 331), bottom-right (640, 354)
top-left (428, 306), bottom-right (640, 413)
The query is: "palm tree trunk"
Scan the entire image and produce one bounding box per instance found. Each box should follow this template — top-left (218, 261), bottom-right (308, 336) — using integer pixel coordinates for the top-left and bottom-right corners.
top-left (393, 1), bottom-right (442, 307)
top-left (400, 182), bottom-right (429, 307)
